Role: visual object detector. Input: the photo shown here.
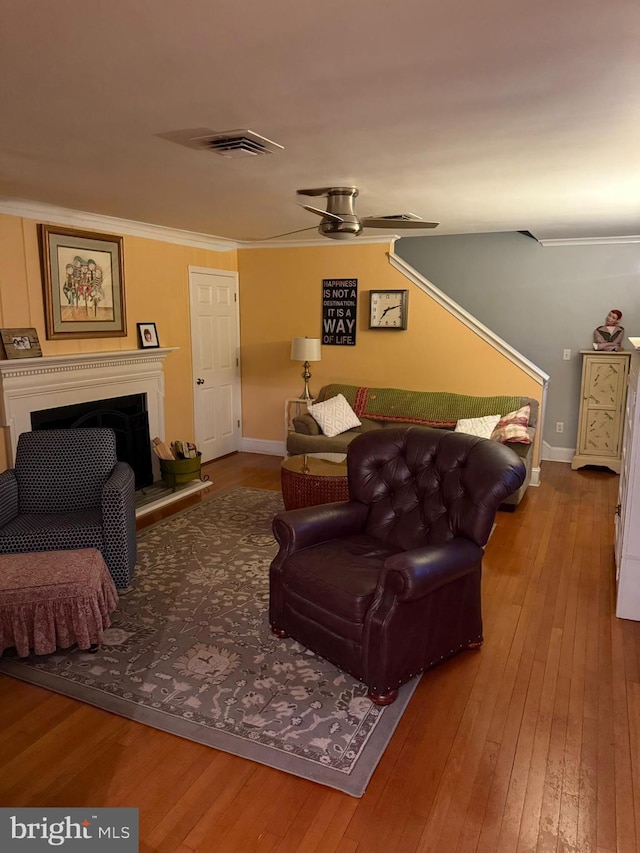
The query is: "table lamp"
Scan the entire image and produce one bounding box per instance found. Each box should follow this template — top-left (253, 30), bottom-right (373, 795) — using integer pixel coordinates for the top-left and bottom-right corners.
top-left (291, 337), bottom-right (321, 401)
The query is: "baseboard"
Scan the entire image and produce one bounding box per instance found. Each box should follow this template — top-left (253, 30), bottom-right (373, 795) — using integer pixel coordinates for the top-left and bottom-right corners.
top-left (530, 466), bottom-right (541, 487)
top-left (241, 437), bottom-right (285, 456)
top-left (542, 441), bottom-right (574, 463)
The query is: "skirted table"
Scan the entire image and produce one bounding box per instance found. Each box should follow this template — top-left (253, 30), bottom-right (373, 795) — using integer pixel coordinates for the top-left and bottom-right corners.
top-left (0, 548), bottom-right (119, 657)
top-left (281, 453), bottom-right (349, 510)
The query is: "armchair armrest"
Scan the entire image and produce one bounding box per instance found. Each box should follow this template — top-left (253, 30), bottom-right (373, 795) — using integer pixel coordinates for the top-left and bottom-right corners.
top-left (273, 500), bottom-right (368, 556)
top-left (103, 461), bottom-right (135, 496)
top-left (381, 538), bottom-right (484, 601)
top-left (0, 469), bottom-right (18, 528)
top-left (101, 462), bottom-right (137, 580)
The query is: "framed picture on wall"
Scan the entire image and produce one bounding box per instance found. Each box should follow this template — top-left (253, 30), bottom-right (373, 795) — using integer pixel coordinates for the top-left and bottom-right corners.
top-left (0, 327), bottom-right (42, 359)
top-left (137, 322), bottom-right (159, 349)
top-left (38, 224), bottom-right (127, 339)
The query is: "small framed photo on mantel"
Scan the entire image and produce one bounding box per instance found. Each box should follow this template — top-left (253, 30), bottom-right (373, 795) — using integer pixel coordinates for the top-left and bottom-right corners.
top-left (0, 327), bottom-right (43, 359)
top-left (137, 322), bottom-right (159, 349)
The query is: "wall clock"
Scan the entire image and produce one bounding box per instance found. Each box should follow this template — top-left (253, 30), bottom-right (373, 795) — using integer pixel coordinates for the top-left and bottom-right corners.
top-left (369, 290), bottom-right (408, 330)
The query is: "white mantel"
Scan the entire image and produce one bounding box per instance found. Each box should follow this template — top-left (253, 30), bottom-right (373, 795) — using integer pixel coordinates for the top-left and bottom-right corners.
top-left (0, 348), bottom-right (178, 469)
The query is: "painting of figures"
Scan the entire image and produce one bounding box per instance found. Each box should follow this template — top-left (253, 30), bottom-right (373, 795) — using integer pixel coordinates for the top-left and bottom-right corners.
top-left (39, 225), bottom-right (126, 339)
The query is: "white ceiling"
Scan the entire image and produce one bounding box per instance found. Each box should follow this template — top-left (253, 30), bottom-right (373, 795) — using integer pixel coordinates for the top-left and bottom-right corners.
top-left (1, 0), bottom-right (639, 244)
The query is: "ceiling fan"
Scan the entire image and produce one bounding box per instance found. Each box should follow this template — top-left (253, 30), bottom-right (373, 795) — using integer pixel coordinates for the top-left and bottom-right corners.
top-left (296, 186), bottom-right (439, 240)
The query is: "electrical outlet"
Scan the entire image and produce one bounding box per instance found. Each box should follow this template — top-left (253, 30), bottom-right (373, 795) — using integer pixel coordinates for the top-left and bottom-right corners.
top-left (556, 421), bottom-right (564, 433)
top-left (563, 349), bottom-right (571, 360)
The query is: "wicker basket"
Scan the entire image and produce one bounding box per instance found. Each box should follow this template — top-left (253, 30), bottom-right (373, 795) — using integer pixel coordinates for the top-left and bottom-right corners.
top-left (280, 454), bottom-right (349, 510)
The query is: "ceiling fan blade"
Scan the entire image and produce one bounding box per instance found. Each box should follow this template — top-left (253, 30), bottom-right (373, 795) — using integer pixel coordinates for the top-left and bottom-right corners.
top-left (360, 217), bottom-right (439, 230)
top-left (251, 225), bottom-right (320, 241)
top-left (300, 203), bottom-right (343, 223)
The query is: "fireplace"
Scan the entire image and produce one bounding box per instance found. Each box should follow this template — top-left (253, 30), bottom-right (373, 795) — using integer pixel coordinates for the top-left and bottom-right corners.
top-left (31, 393), bottom-right (154, 489)
top-left (0, 348), bottom-right (178, 483)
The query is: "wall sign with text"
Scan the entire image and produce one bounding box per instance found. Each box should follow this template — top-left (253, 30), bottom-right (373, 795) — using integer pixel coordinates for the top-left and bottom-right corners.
top-left (322, 279), bottom-right (357, 346)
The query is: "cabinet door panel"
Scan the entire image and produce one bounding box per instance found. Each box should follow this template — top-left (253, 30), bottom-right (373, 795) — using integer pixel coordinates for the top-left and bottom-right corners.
top-left (585, 358), bottom-right (626, 408)
top-left (580, 409), bottom-right (620, 456)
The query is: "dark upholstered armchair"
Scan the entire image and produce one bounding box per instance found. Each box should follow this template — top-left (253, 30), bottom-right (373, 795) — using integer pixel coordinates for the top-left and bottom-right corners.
top-left (0, 429), bottom-right (136, 588)
top-left (270, 426), bottom-right (526, 705)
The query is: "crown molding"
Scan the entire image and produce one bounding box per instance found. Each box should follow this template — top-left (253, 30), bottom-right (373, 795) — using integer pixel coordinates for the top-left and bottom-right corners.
top-left (238, 234), bottom-right (400, 249)
top-left (538, 235), bottom-right (640, 247)
top-left (0, 199), bottom-right (238, 252)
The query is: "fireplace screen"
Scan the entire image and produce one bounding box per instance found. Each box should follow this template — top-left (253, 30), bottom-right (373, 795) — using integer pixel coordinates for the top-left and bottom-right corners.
top-left (31, 394), bottom-right (153, 490)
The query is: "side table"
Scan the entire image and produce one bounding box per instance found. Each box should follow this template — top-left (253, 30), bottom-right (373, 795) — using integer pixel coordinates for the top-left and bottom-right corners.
top-left (281, 452), bottom-right (349, 510)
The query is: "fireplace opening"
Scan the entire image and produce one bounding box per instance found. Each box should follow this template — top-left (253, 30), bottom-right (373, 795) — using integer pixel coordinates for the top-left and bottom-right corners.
top-left (31, 394), bottom-right (154, 490)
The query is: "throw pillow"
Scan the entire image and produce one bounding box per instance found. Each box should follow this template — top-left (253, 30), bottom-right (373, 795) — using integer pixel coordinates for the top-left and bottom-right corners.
top-left (454, 414), bottom-right (502, 440)
top-left (491, 404), bottom-right (532, 444)
top-left (307, 393), bottom-right (361, 438)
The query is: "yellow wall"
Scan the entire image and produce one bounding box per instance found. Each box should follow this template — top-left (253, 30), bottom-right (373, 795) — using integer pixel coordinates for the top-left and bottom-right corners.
top-left (238, 240), bottom-right (543, 460)
top-left (0, 212), bottom-right (544, 475)
top-left (0, 213), bottom-right (237, 472)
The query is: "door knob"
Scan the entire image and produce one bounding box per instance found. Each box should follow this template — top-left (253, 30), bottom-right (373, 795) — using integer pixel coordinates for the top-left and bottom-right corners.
top-left (196, 378), bottom-right (205, 385)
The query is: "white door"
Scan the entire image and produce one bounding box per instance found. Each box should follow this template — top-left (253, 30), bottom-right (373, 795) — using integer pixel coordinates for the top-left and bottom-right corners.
top-left (189, 267), bottom-right (241, 462)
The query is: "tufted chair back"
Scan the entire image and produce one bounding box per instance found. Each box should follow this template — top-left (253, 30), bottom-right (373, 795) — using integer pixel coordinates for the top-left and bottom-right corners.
top-left (270, 423), bottom-right (526, 705)
top-left (348, 426), bottom-right (523, 551)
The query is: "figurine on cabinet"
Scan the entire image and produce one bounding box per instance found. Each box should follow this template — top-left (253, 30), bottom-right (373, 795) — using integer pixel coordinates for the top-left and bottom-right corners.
top-left (593, 309), bottom-right (625, 351)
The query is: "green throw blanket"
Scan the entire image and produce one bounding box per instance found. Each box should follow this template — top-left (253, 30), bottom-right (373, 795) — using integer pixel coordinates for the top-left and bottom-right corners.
top-left (319, 384), bottom-right (521, 427)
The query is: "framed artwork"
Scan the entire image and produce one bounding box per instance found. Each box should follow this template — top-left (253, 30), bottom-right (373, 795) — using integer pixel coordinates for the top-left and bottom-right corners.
top-left (322, 278), bottom-right (357, 346)
top-left (137, 322), bottom-right (159, 349)
top-left (38, 224), bottom-right (126, 339)
top-left (0, 327), bottom-right (43, 359)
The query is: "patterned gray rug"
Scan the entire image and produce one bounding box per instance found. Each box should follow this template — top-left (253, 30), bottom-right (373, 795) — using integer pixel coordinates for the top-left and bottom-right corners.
top-left (0, 487), bottom-right (418, 797)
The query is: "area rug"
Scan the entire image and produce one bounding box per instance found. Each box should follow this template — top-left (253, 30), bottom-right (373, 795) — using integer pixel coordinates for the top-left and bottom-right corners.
top-left (0, 487), bottom-right (418, 797)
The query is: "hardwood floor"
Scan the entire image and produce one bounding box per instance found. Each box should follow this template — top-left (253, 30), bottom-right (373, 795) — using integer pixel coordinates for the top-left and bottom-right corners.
top-left (0, 454), bottom-right (638, 852)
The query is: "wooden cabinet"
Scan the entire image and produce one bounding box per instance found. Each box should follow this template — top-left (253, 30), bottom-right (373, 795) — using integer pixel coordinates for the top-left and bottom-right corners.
top-left (571, 350), bottom-right (631, 474)
top-left (615, 348), bottom-right (640, 620)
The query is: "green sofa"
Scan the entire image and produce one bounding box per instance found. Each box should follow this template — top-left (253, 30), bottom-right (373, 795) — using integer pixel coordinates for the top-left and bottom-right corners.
top-left (287, 383), bottom-right (538, 508)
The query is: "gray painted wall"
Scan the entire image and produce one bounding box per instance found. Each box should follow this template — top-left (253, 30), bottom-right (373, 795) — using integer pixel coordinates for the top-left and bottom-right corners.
top-left (395, 232), bottom-right (640, 450)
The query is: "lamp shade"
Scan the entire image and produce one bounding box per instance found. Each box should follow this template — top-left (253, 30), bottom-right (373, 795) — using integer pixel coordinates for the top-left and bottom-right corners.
top-left (291, 337), bottom-right (322, 362)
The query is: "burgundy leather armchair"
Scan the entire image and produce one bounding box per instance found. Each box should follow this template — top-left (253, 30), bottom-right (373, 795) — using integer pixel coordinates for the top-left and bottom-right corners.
top-left (270, 426), bottom-right (526, 705)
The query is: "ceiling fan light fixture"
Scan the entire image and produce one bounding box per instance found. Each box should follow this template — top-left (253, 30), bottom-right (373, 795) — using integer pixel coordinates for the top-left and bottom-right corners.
top-left (319, 220), bottom-right (363, 239)
top-left (297, 186), bottom-right (438, 241)
top-left (322, 228), bottom-right (359, 240)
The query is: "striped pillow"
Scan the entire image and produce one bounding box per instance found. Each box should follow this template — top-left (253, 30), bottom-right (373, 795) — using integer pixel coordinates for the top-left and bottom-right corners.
top-left (491, 405), bottom-right (532, 444)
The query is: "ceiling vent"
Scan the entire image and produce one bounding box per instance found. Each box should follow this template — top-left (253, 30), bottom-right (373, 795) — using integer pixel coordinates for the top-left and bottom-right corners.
top-left (204, 130), bottom-right (283, 158)
top-left (159, 127), bottom-right (284, 158)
